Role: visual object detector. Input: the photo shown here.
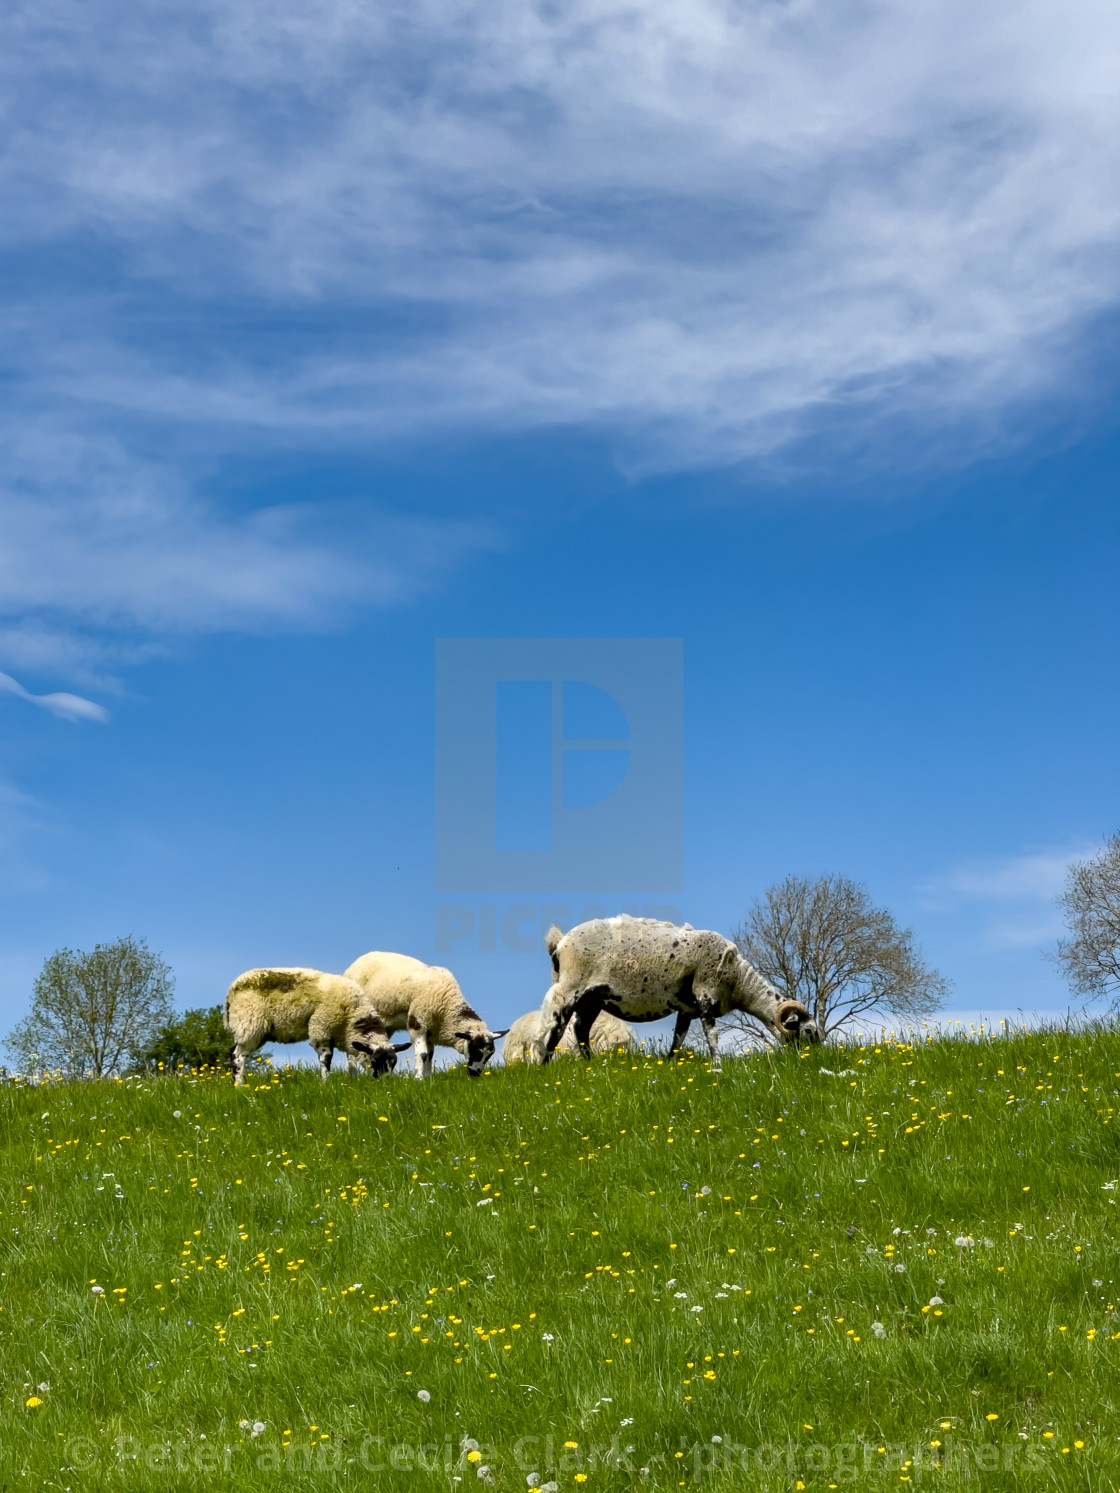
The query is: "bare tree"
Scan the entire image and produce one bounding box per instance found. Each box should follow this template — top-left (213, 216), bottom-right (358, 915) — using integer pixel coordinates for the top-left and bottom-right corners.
top-left (1055, 833), bottom-right (1120, 1004)
top-left (5, 936), bottom-right (174, 1078)
top-left (730, 874), bottom-right (948, 1040)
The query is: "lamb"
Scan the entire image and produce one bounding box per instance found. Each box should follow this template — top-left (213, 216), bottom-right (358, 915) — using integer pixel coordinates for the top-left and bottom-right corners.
top-left (503, 1007), bottom-right (636, 1064)
top-left (538, 916), bottom-right (819, 1071)
top-left (343, 951), bottom-right (507, 1079)
top-left (224, 967), bottom-right (408, 1085)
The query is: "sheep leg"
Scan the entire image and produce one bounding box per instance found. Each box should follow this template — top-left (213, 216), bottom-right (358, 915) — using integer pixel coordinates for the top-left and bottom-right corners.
top-left (538, 982), bottom-right (578, 1063)
top-left (412, 1033), bottom-right (433, 1080)
top-left (232, 1044), bottom-right (249, 1086)
top-left (571, 1000), bottom-right (600, 1060)
top-left (669, 1010), bottom-right (692, 1056)
top-left (699, 1012), bottom-right (722, 1072)
top-left (313, 1042), bottom-right (334, 1080)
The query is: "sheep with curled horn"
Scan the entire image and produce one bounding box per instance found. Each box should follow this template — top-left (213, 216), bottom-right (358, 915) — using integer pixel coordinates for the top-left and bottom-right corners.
top-left (538, 915), bottom-right (819, 1071)
top-left (503, 1007), bottom-right (636, 1064)
top-left (344, 951), bottom-right (507, 1078)
top-left (224, 967), bottom-right (409, 1085)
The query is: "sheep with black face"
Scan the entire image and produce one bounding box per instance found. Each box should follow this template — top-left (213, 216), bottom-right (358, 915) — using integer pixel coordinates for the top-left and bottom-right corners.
top-left (344, 951), bottom-right (506, 1078)
top-left (224, 967), bottom-right (406, 1084)
top-left (538, 916), bottom-right (818, 1070)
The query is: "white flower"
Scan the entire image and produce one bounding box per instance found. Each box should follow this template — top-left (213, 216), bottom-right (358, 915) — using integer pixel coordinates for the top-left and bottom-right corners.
top-left (715, 1292), bottom-right (728, 1298)
top-left (691, 1305), bottom-right (704, 1312)
top-left (620, 1418), bottom-right (634, 1427)
top-left (711, 1435), bottom-right (722, 1444)
top-left (91, 1285), bottom-right (105, 1296)
top-left (674, 1292), bottom-right (688, 1299)
top-left (871, 1322), bottom-right (886, 1338)
top-left (929, 1296), bottom-right (943, 1307)
top-left (417, 1390), bottom-right (431, 1403)
top-left (37, 1382), bottom-right (49, 1394)
top-left (665, 1279), bottom-right (677, 1287)
top-left (541, 1333), bottom-right (554, 1342)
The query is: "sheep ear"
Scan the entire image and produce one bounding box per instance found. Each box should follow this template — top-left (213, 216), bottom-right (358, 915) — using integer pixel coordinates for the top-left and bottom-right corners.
top-left (489, 1028), bottom-right (510, 1039)
top-left (351, 1040), bottom-right (373, 1056)
top-left (717, 944), bottom-right (738, 977)
top-left (391, 1040), bottom-right (412, 1052)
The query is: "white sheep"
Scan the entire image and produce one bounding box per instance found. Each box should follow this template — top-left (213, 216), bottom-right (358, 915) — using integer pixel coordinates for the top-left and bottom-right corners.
top-left (344, 951), bottom-right (507, 1079)
top-left (224, 967), bottom-right (407, 1085)
top-left (539, 916), bottom-right (819, 1070)
top-left (503, 1008), bottom-right (636, 1064)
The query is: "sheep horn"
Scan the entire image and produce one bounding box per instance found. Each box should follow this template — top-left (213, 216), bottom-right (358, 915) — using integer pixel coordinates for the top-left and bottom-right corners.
top-left (775, 1000), bottom-right (808, 1030)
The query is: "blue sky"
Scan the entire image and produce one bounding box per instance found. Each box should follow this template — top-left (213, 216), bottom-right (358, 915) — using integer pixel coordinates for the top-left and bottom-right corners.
top-left (1, 0), bottom-right (1118, 1038)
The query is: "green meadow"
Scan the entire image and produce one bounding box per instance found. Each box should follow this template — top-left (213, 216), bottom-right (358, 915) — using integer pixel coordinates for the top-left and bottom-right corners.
top-left (3, 1029), bottom-right (1120, 1490)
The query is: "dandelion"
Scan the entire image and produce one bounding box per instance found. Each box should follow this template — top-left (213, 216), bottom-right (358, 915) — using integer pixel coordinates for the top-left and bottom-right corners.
top-left (418, 1390), bottom-right (431, 1403)
top-left (37, 1382), bottom-right (49, 1394)
top-left (527, 1476), bottom-right (541, 1487)
top-left (252, 1422), bottom-right (266, 1438)
top-left (477, 1466), bottom-right (494, 1483)
top-left (929, 1296), bottom-right (943, 1307)
top-left (91, 1285), bottom-right (105, 1296)
top-left (871, 1322), bottom-right (886, 1338)
top-left (25, 1397), bottom-right (42, 1408)
top-left (954, 1236), bottom-right (974, 1248)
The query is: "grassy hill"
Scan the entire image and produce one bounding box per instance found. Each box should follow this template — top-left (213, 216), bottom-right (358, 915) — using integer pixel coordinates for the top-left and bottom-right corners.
top-left (2, 1028), bottom-right (1119, 1490)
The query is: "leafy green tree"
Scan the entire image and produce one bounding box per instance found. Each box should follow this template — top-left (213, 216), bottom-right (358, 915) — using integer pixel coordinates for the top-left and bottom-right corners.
top-left (138, 1005), bottom-right (233, 1074)
top-left (5, 936), bottom-right (174, 1078)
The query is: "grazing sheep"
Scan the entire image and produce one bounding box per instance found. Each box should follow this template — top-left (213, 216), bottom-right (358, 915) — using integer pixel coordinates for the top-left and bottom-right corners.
top-left (503, 1008), bottom-right (636, 1064)
top-left (344, 951), bottom-right (507, 1079)
top-left (539, 916), bottom-right (819, 1070)
top-left (224, 967), bottom-right (407, 1085)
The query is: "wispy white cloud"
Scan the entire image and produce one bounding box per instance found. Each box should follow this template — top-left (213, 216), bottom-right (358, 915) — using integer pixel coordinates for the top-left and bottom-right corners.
top-left (0, 0), bottom-right (1118, 676)
top-left (0, 427), bottom-right (495, 676)
top-left (2, 0), bottom-right (1119, 470)
top-left (923, 845), bottom-right (1089, 951)
top-left (0, 671), bottom-right (108, 723)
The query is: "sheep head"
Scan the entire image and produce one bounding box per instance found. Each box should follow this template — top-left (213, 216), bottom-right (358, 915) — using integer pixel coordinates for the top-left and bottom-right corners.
top-left (773, 999), bottom-right (819, 1044)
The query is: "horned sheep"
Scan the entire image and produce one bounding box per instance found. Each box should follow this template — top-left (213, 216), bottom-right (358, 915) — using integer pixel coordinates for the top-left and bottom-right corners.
top-left (538, 916), bottom-right (819, 1070)
top-left (503, 1008), bottom-right (636, 1064)
top-left (344, 951), bottom-right (507, 1079)
top-left (224, 967), bottom-right (406, 1085)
